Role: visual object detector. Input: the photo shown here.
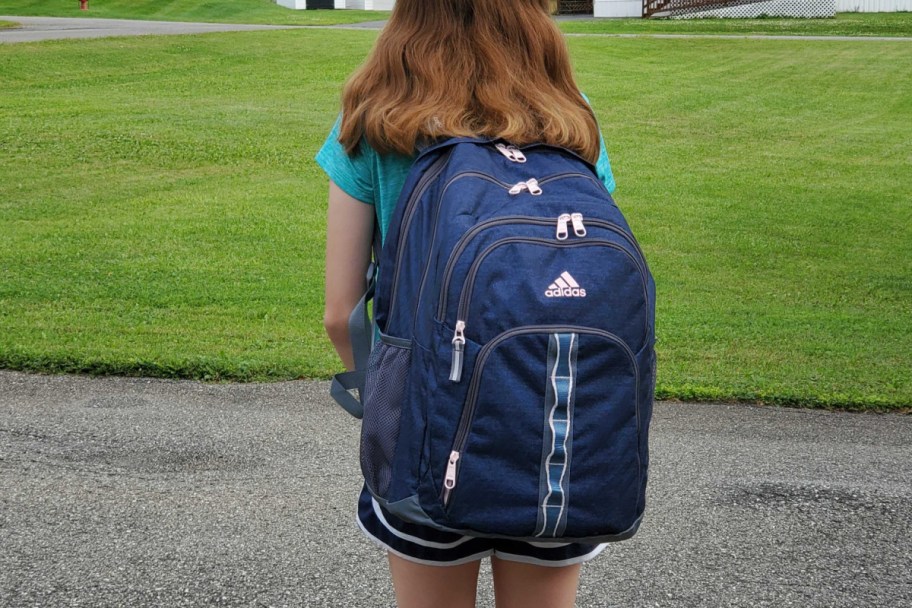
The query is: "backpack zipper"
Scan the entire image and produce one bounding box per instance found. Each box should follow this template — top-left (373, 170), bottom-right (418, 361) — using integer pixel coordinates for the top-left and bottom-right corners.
top-left (450, 320), bottom-right (467, 382)
top-left (570, 213), bottom-right (587, 237)
top-left (495, 143), bottom-right (527, 163)
top-left (442, 325), bottom-right (640, 506)
top-left (385, 154), bottom-right (452, 327)
top-left (509, 179), bottom-right (542, 195)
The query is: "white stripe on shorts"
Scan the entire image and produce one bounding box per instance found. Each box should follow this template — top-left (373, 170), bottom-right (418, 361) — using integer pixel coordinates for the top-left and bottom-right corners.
top-left (357, 512), bottom-right (494, 566)
top-left (372, 498), bottom-right (475, 549)
top-left (493, 542), bottom-right (608, 568)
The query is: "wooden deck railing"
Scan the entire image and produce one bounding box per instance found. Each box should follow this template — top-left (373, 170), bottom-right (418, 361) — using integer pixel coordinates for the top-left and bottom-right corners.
top-left (643, 0), bottom-right (770, 18)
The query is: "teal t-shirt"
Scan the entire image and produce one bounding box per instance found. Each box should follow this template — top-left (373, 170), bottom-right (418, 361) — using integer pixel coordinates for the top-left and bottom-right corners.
top-left (316, 115), bottom-right (616, 242)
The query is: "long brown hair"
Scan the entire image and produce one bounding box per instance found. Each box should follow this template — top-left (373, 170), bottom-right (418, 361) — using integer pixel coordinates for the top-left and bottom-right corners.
top-left (338, 0), bottom-right (600, 163)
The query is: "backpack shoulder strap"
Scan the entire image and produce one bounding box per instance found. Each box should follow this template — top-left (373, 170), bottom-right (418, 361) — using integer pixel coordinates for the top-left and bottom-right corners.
top-left (329, 225), bottom-right (381, 419)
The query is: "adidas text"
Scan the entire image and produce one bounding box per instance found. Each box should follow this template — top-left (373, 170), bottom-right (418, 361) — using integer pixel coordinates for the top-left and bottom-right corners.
top-left (545, 287), bottom-right (587, 298)
top-left (545, 271), bottom-right (586, 298)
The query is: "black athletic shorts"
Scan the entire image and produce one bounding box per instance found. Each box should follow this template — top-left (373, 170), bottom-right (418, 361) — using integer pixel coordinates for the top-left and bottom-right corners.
top-left (356, 485), bottom-right (606, 567)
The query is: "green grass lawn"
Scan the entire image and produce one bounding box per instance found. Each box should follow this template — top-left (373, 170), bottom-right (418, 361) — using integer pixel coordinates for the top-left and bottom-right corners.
top-left (0, 19), bottom-right (17, 27)
top-left (0, 0), bottom-right (389, 25)
top-left (561, 12), bottom-right (912, 37)
top-left (2, 1), bottom-right (912, 36)
top-left (1, 29), bottom-right (910, 410)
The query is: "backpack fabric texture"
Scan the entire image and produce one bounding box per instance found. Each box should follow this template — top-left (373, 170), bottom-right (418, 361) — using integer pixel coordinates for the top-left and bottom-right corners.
top-left (350, 137), bottom-right (656, 544)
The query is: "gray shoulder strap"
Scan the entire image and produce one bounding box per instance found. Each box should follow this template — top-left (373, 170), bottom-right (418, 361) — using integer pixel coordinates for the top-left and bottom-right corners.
top-left (329, 226), bottom-right (381, 419)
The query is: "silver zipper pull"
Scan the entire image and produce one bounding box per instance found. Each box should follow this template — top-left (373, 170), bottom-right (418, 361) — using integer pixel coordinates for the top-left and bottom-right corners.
top-left (556, 214), bottom-right (571, 241)
top-left (509, 179), bottom-right (541, 195)
top-left (495, 143), bottom-right (528, 163)
top-left (495, 143), bottom-right (515, 161)
top-left (571, 212), bottom-right (586, 237)
top-left (442, 450), bottom-right (461, 505)
top-left (449, 320), bottom-right (466, 382)
top-left (509, 181), bottom-right (528, 195)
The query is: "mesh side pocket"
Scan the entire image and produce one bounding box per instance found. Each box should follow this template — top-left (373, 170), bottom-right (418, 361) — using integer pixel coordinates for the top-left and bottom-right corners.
top-left (360, 339), bottom-right (411, 499)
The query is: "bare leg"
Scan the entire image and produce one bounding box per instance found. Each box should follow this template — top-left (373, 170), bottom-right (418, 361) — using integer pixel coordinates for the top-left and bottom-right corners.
top-left (388, 552), bottom-right (482, 608)
top-left (491, 556), bottom-right (582, 608)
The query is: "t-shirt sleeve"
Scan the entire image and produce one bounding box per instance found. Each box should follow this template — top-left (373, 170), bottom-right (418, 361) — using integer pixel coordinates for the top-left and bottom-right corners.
top-left (579, 92), bottom-right (616, 194)
top-left (596, 132), bottom-right (616, 194)
top-left (315, 115), bottom-right (375, 205)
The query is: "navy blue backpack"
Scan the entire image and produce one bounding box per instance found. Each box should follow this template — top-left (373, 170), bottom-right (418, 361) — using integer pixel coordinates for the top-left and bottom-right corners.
top-left (331, 138), bottom-right (656, 543)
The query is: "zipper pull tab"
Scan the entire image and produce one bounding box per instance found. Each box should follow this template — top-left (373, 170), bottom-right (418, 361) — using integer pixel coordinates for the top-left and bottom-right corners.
top-left (449, 320), bottom-right (466, 382)
top-left (571, 212), bottom-right (587, 237)
top-left (495, 143), bottom-right (515, 161)
top-left (556, 214), bottom-right (571, 241)
top-left (495, 143), bottom-right (527, 163)
top-left (509, 179), bottom-right (541, 195)
top-left (442, 450), bottom-right (461, 505)
top-left (508, 181), bottom-right (528, 195)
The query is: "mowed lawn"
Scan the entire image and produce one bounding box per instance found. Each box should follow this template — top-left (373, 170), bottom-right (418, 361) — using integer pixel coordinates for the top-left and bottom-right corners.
top-left (1, 29), bottom-right (909, 409)
top-left (561, 11), bottom-right (912, 37)
top-left (0, 0), bottom-right (389, 25)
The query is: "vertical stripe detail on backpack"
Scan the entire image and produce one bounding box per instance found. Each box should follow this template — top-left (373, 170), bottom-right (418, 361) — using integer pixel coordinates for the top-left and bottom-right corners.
top-left (535, 332), bottom-right (577, 538)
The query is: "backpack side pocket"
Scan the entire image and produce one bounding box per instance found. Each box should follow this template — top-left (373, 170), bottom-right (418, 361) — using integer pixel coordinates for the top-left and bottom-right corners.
top-left (360, 335), bottom-right (412, 499)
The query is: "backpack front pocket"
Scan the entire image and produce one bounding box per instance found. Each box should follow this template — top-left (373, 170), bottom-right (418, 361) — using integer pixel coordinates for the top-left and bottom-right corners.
top-left (428, 326), bottom-right (642, 539)
top-left (439, 238), bottom-right (650, 359)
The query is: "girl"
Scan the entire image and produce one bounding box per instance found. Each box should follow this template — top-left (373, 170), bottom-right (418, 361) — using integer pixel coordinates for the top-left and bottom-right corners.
top-left (318, 1), bottom-right (616, 606)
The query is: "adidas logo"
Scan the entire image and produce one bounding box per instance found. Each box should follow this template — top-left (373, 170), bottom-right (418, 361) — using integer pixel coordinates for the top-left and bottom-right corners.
top-left (544, 271), bottom-right (587, 298)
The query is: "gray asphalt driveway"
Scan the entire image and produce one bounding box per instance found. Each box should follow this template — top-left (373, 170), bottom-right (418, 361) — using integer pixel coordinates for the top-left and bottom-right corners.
top-left (0, 16), bottom-right (298, 43)
top-left (4, 16), bottom-right (911, 45)
top-left (1, 370), bottom-right (909, 607)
